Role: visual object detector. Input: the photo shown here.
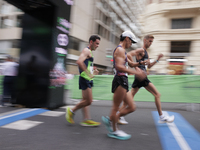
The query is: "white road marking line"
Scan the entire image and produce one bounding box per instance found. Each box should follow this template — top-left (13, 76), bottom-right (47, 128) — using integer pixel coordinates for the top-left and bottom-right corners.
top-left (0, 108), bottom-right (28, 117)
top-left (2, 120), bottom-right (43, 130)
top-left (39, 111), bottom-right (65, 117)
top-left (0, 108), bottom-right (40, 120)
top-left (140, 133), bottom-right (149, 136)
top-left (163, 111), bottom-right (191, 150)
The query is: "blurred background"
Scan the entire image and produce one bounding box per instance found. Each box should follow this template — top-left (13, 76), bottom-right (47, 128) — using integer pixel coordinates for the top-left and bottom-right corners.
top-left (0, 0), bottom-right (199, 75)
top-left (0, 2), bottom-right (199, 149)
top-left (0, 0), bottom-right (200, 108)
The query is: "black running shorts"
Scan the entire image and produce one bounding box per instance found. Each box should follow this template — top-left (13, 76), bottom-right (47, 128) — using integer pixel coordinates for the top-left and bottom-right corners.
top-left (112, 75), bottom-right (129, 93)
top-left (132, 77), bottom-right (151, 88)
top-left (79, 76), bottom-right (93, 90)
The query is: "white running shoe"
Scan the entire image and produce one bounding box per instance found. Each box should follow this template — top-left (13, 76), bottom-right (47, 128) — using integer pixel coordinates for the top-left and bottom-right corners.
top-left (107, 130), bottom-right (131, 140)
top-left (159, 115), bottom-right (175, 124)
top-left (118, 117), bottom-right (128, 125)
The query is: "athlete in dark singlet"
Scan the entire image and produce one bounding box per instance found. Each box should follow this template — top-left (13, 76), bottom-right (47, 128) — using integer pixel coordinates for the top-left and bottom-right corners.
top-left (119, 34), bottom-right (175, 124)
top-left (111, 45), bottom-right (129, 93)
top-left (102, 31), bottom-right (146, 140)
top-left (131, 49), bottom-right (151, 88)
top-left (66, 35), bottom-right (101, 127)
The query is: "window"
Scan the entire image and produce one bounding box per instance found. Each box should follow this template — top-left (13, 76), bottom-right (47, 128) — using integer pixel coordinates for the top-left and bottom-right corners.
top-left (115, 36), bottom-right (119, 45)
top-left (171, 18), bottom-right (192, 29)
top-left (12, 40), bottom-right (21, 48)
top-left (102, 14), bottom-right (109, 25)
top-left (68, 36), bottom-right (80, 51)
top-left (0, 16), bottom-right (9, 28)
top-left (171, 41), bottom-right (191, 53)
top-left (105, 30), bottom-right (109, 40)
top-left (110, 33), bottom-right (115, 43)
top-left (17, 15), bottom-right (23, 27)
top-left (98, 24), bottom-right (103, 36)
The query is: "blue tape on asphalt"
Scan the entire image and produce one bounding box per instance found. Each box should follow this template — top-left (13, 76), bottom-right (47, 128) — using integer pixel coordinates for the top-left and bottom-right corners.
top-left (152, 111), bottom-right (180, 150)
top-left (0, 109), bottom-right (49, 126)
top-left (152, 111), bottom-right (200, 150)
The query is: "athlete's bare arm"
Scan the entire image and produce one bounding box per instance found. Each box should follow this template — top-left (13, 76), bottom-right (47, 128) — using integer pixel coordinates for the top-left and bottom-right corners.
top-left (76, 48), bottom-right (93, 78)
top-left (127, 48), bottom-right (147, 68)
top-left (147, 53), bottom-right (163, 69)
top-left (127, 54), bottom-right (137, 67)
top-left (128, 48), bottom-right (144, 57)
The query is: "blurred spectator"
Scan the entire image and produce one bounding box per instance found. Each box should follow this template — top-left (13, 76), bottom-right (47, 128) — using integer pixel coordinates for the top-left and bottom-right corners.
top-left (0, 55), bottom-right (19, 106)
top-left (186, 65), bottom-right (196, 75)
top-left (66, 72), bottom-right (74, 80)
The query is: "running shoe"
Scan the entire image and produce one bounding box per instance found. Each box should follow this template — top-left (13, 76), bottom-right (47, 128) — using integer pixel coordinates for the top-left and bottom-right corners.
top-left (80, 120), bottom-right (101, 127)
top-left (159, 115), bottom-right (175, 124)
top-left (66, 107), bottom-right (75, 124)
top-left (102, 116), bottom-right (113, 132)
top-left (107, 130), bottom-right (131, 140)
top-left (118, 116), bottom-right (128, 125)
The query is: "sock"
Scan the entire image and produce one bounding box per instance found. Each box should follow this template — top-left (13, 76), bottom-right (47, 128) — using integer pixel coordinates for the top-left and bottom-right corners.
top-left (70, 109), bottom-right (74, 114)
top-left (159, 114), bottom-right (164, 119)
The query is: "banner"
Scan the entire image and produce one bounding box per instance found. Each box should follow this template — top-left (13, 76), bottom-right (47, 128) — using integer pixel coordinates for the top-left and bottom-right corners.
top-left (66, 75), bottom-right (200, 103)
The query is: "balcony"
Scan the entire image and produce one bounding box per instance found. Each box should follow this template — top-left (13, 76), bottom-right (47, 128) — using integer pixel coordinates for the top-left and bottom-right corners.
top-left (146, 0), bottom-right (200, 16)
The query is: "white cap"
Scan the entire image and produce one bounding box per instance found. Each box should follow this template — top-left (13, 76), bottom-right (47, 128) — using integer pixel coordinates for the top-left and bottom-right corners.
top-left (121, 31), bottom-right (137, 43)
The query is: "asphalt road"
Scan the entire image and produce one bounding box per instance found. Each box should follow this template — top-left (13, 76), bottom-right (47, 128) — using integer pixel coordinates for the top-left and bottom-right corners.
top-left (0, 101), bottom-right (200, 150)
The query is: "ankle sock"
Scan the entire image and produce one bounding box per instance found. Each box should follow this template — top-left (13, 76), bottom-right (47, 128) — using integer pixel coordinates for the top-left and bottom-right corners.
top-left (159, 114), bottom-right (164, 119)
top-left (70, 109), bottom-right (74, 114)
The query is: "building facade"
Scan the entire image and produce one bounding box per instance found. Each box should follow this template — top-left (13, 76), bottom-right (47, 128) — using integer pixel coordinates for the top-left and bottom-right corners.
top-left (141, 0), bottom-right (200, 75)
top-left (0, 0), bottom-right (145, 74)
top-left (3, 0), bottom-right (198, 75)
top-left (68, 0), bottom-right (145, 74)
top-left (0, 0), bottom-right (23, 61)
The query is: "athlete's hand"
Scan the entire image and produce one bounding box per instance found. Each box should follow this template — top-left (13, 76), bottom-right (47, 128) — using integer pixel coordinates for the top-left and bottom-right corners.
top-left (157, 53), bottom-right (164, 61)
top-left (88, 73), bottom-right (94, 79)
top-left (145, 59), bottom-right (150, 65)
top-left (93, 69), bottom-right (99, 75)
top-left (140, 60), bottom-right (148, 65)
top-left (135, 67), bottom-right (147, 81)
top-left (85, 70), bottom-right (94, 79)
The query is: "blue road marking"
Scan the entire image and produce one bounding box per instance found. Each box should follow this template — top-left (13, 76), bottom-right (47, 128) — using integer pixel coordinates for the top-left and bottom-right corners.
top-left (152, 111), bottom-right (200, 150)
top-left (0, 108), bottom-right (49, 127)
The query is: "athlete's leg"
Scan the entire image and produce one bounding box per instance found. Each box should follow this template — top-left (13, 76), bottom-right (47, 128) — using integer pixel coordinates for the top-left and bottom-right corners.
top-left (118, 101), bottom-right (127, 113)
top-left (82, 106), bottom-right (90, 120)
top-left (81, 88), bottom-right (93, 120)
top-left (72, 88), bottom-right (93, 113)
top-left (118, 92), bottom-right (135, 116)
top-left (130, 87), bottom-right (140, 101)
top-left (118, 87), bottom-right (139, 117)
top-left (144, 83), bottom-right (162, 115)
top-left (110, 86), bottom-right (127, 131)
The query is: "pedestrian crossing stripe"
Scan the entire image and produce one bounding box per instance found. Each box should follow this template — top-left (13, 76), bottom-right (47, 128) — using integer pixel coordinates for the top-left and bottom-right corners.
top-left (2, 120), bottom-right (43, 130)
top-left (0, 108), bottom-right (49, 127)
top-left (152, 111), bottom-right (200, 150)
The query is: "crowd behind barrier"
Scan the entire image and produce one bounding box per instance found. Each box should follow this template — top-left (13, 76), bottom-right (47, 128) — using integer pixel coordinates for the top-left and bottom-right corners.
top-left (65, 75), bottom-right (200, 103)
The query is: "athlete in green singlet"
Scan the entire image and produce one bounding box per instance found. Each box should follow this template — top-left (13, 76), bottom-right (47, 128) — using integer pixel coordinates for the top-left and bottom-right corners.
top-left (66, 35), bottom-right (101, 126)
